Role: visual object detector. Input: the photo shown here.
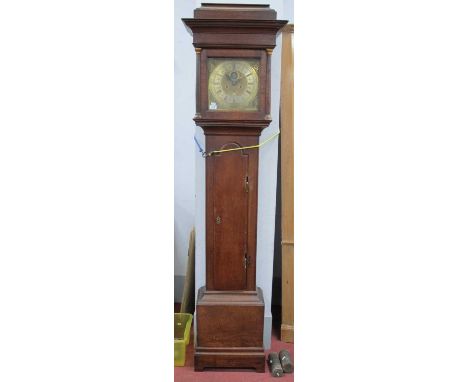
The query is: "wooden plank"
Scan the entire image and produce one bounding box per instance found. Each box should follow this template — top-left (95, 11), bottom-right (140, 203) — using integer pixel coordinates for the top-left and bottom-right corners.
top-left (180, 227), bottom-right (195, 314)
top-left (281, 247), bottom-right (294, 343)
top-left (280, 24), bottom-right (294, 343)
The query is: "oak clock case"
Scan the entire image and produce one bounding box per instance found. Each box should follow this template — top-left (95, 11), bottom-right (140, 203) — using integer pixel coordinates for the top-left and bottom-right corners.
top-left (183, 3), bottom-right (287, 373)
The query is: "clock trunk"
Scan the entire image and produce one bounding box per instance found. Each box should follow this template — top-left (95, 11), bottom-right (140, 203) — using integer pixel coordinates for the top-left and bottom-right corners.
top-left (205, 134), bottom-right (259, 292)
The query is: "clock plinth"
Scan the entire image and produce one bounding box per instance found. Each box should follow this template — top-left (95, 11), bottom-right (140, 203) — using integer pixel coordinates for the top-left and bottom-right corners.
top-left (194, 287), bottom-right (265, 372)
top-left (183, 3), bottom-right (287, 372)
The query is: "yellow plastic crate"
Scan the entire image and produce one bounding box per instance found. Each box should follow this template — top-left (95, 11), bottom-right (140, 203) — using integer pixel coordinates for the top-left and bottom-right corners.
top-left (174, 313), bottom-right (193, 367)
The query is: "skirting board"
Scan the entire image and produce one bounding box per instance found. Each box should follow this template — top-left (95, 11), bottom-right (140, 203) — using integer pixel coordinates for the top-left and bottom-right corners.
top-left (263, 313), bottom-right (272, 350)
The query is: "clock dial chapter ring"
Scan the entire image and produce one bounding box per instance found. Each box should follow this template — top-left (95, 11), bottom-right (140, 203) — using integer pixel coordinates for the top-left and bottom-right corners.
top-left (208, 59), bottom-right (259, 111)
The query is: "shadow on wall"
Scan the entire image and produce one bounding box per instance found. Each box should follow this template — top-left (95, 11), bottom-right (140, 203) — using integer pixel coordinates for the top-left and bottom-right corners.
top-left (272, 129), bottom-right (282, 306)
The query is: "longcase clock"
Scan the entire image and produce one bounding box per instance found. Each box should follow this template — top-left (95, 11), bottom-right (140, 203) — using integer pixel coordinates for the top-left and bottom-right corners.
top-left (183, 3), bottom-right (287, 372)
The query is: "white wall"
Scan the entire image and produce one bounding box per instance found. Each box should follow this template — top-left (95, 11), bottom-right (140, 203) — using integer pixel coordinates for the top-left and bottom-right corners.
top-left (174, 0), bottom-right (197, 293)
top-left (175, 0), bottom-right (293, 348)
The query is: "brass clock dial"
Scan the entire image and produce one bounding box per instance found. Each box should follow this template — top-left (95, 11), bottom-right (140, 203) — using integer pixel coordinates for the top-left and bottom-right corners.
top-left (208, 58), bottom-right (260, 111)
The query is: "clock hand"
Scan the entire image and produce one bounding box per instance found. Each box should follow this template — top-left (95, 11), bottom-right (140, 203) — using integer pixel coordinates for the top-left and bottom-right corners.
top-left (225, 73), bottom-right (234, 86)
top-left (226, 71), bottom-right (241, 86)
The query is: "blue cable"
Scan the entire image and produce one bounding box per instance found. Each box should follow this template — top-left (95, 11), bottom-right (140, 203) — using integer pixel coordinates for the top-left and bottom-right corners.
top-left (194, 136), bottom-right (206, 157)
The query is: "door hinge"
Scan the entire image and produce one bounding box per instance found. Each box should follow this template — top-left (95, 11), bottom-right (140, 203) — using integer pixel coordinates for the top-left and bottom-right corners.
top-left (244, 253), bottom-right (250, 269)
